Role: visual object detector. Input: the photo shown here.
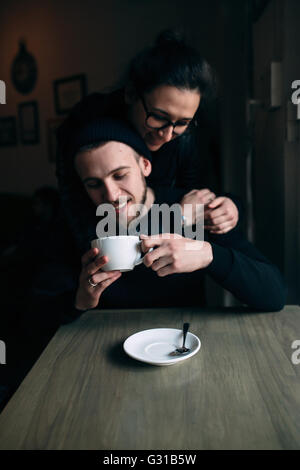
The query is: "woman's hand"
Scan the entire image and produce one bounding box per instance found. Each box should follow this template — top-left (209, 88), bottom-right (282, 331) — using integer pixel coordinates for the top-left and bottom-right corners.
top-left (75, 247), bottom-right (122, 311)
top-left (140, 233), bottom-right (213, 277)
top-left (180, 189), bottom-right (239, 234)
top-left (180, 189), bottom-right (216, 226)
top-left (204, 196), bottom-right (239, 234)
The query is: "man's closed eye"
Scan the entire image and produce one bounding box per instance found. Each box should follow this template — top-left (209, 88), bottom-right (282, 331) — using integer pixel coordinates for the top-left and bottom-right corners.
top-left (113, 173), bottom-right (128, 181)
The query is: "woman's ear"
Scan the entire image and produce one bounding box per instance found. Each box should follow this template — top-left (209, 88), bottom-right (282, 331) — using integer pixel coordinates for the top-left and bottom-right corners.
top-left (140, 157), bottom-right (152, 177)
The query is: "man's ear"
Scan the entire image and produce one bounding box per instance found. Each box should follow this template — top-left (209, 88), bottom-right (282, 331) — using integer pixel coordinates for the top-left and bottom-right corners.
top-left (140, 157), bottom-right (152, 177)
top-left (125, 83), bottom-right (138, 105)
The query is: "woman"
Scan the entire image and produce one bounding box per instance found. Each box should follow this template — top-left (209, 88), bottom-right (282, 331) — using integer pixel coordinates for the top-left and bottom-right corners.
top-left (57, 29), bottom-right (239, 255)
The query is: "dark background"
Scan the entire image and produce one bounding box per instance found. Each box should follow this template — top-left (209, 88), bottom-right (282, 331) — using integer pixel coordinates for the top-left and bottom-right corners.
top-left (0, 0), bottom-right (299, 304)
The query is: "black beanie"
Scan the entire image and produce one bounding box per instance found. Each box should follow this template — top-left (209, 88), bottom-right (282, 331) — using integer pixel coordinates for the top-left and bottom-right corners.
top-left (71, 117), bottom-right (151, 162)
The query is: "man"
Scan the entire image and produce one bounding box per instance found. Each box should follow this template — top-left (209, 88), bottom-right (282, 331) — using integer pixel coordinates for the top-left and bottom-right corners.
top-left (1, 116), bottom-right (284, 405)
top-left (69, 117), bottom-right (285, 312)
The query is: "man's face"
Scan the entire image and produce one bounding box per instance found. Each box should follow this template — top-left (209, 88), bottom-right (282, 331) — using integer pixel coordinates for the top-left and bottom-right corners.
top-left (75, 141), bottom-right (151, 225)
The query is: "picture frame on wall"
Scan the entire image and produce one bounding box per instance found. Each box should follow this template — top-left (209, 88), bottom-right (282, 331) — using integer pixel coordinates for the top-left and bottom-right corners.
top-left (53, 74), bottom-right (87, 115)
top-left (18, 100), bottom-right (39, 144)
top-left (46, 118), bottom-right (64, 163)
top-left (0, 116), bottom-right (17, 146)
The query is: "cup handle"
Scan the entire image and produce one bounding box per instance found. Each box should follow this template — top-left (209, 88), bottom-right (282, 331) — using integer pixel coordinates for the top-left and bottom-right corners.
top-left (135, 242), bottom-right (153, 266)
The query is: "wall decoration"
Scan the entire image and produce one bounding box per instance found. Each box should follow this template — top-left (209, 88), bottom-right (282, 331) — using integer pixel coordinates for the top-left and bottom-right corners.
top-left (18, 100), bottom-right (39, 144)
top-left (47, 118), bottom-right (64, 163)
top-left (0, 117), bottom-right (17, 146)
top-left (53, 74), bottom-right (87, 115)
top-left (11, 40), bottom-right (38, 94)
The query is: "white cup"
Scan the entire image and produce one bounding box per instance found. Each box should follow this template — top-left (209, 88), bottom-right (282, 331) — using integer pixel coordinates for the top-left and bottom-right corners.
top-left (91, 236), bottom-right (150, 272)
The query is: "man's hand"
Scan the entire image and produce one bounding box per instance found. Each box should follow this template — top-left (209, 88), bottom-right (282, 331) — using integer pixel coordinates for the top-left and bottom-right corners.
top-left (140, 233), bottom-right (213, 277)
top-left (75, 247), bottom-right (122, 311)
top-left (204, 196), bottom-right (239, 234)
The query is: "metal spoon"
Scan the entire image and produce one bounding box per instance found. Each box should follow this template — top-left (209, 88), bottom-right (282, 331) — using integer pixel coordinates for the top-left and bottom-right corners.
top-left (170, 322), bottom-right (190, 356)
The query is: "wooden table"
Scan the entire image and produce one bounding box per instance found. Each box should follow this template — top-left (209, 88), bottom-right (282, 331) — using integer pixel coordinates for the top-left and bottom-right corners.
top-left (0, 305), bottom-right (300, 450)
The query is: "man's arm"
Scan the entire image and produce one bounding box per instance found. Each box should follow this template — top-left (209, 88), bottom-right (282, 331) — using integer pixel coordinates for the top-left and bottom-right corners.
top-left (140, 230), bottom-right (286, 312)
top-left (205, 231), bottom-right (285, 311)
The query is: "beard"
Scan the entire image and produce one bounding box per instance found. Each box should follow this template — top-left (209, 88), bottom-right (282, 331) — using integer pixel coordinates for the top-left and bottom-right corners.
top-left (116, 171), bottom-right (148, 234)
top-left (139, 176), bottom-right (147, 207)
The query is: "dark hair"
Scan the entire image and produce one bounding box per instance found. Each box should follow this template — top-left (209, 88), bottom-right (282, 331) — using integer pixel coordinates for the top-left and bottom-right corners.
top-left (128, 29), bottom-right (217, 105)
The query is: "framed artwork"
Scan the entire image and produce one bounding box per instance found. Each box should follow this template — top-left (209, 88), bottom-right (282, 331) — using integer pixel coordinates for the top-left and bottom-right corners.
top-left (0, 116), bottom-right (17, 146)
top-left (18, 100), bottom-right (39, 144)
top-left (53, 74), bottom-right (87, 115)
top-left (47, 118), bottom-right (64, 163)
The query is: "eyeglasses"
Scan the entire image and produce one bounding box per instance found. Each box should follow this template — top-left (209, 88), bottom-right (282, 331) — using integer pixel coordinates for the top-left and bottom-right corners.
top-left (140, 95), bottom-right (194, 136)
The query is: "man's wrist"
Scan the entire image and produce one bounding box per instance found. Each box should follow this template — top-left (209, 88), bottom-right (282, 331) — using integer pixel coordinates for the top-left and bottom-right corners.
top-left (74, 294), bottom-right (89, 312)
top-left (189, 239), bottom-right (213, 270)
top-left (203, 241), bottom-right (213, 268)
top-left (74, 304), bottom-right (87, 312)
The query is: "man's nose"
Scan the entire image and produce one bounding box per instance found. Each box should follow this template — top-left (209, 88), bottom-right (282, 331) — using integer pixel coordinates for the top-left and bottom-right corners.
top-left (157, 125), bottom-right (174, 143)
top-left (104, 181), bottom-right (120, 202)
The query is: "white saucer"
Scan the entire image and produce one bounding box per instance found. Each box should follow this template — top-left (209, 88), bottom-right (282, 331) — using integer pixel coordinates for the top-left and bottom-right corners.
top-left (123, 328), bottom-right (201, 366)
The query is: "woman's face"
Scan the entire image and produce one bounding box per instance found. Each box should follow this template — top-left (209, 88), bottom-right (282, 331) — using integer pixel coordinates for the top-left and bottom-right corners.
top-left (127, 85), bottom-right (201, 152)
